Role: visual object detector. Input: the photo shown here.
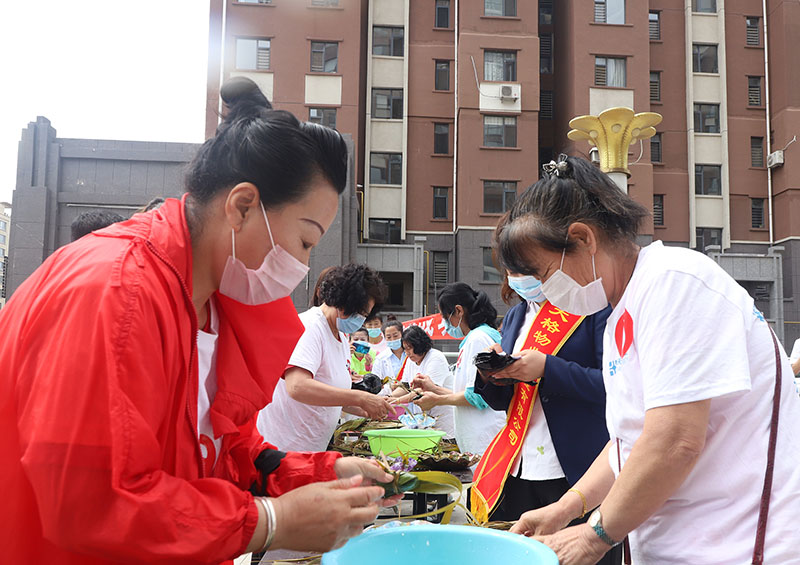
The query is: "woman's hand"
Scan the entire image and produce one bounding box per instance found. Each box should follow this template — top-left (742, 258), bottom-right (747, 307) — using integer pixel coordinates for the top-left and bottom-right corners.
top-left (412, 390), bottom-right (441, 412)
top-left (410, 374), bottom-right (436, 392)
top-left (358, 392), bottom-right (393, 420)
top-left (510, 500), bottom-right (573, 537)
top-left (535, 524), bottom-right (612, 565)
top-left (270, 476), bottom-right (385, 552)
top-left (335, 457), bottom-right (392, 484)
top-left (492, 348), bottom-right (547, 383)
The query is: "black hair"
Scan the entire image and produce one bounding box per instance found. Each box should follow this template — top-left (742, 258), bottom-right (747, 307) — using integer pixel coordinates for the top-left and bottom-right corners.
top-left (70, 211), bottom-right (125, 241)
top-left (437, 282), bottom-right (497, 330)
top-left (318, 263), bottom-right (387, 317)
top-left (351, 327), bottom-right (369, 340)
top-left (186, 77), bottom-right (347, 211)
top-left (497, 155), bottom-right (648, 276)
top-left (402, 325), bottom-right (432, 357)
top-left (382, 320), bottom-right (403, 335)
top-left (365, 313), bottom-right (383, 324)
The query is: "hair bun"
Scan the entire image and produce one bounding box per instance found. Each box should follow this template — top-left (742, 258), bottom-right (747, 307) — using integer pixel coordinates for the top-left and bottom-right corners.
top-left (219, 77), bottom-right (272, 125)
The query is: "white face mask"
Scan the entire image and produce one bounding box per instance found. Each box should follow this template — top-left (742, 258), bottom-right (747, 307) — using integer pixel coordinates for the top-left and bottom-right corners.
top-left (218, 201), bottom-right (309, 305)
top-left (540, 249), bottom-right (608, 316)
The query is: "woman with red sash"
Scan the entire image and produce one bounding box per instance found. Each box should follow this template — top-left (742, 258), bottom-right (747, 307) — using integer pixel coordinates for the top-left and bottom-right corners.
top-left (0, 78), bottom-right (396, 564)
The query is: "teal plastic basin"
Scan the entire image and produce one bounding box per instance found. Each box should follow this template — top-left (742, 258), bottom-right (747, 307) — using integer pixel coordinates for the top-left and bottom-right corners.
top-left (321, 524), bottom-right (559, 565)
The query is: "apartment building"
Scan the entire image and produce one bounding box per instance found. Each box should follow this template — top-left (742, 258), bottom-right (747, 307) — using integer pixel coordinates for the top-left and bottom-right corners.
top-left (0, 203), bottom-right (9, 308)
top-left (205, 0), bottom-right (800, 344)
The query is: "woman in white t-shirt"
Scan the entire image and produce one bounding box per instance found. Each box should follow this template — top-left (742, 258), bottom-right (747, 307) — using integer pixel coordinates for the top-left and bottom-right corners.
top-left (504, 155), bottom-right (800, 565)
top-left (412, 283), bottom-right (507, 457)
top-left (258, 264), bottom-right (393, 452)
top-left (394, 325), bottom-right (456, 438)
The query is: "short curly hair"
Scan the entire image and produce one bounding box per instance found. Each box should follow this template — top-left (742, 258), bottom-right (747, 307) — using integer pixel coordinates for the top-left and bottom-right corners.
top-left (318, 264), bottom-right (387, 317)
top-left (402, 325), bottom-right (432, 357)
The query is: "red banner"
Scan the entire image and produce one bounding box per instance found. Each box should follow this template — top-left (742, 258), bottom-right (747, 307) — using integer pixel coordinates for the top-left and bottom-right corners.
top-left (402, 313), bottom-right (461, 340)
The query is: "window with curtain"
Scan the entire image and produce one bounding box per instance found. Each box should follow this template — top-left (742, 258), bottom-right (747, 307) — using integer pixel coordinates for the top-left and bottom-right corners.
top-left (310, 41), bottom-right (338, 72)
top-left (371, 89), bottom-right (403, 119)
top-left (483, 116), bottom-right (517, 147)
top-left (693, 104), bottom-right (720, 133)
top-left (484, 50), bottom-right (517, 81)
top-left (485, 0), bottom-right (516, 17)
top-left (694, 165), bottom-right (722, 195)
top-left (692, 44), bottom-right (718, 73)
top-left (595, 56), bottom-right (626, 87)
top-left (235, 38), bottom-right (271, 71)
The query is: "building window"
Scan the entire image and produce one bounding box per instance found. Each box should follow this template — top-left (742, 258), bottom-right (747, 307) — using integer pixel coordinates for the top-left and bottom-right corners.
top-left (484, 50), bottom-right (517, 82)
top-left (695, 227), bottom-right (722, 251)
top-left (483, 248), bottom-right (502, 282)
top-left (751, 137), bottom-right (764, 167)
top-left (694, 103), bottom-right (720, 133)
top-left (373, 26), bottom-right (404, 57)
top-left (310, 41), bottom-right (338, 73)
top-left (483, 116), bottom-right (517, 147)
top-left (432, 251), bottom-right (449, 286)
top-left (0, 234), bottom-right (5, 245)
top-left (594, 0), bottom-right (625, 24)
top-left (653, 195), bottom-right (664, 226)
top-left (595, 56), bottom-right (626, 87)
top-left (748, 76), bottom-right (763, 106)
top-left (485, 0), bottom-right (516, 17)
top-left (238, 0), bottom-right (272, 4)
top-left (540, 90), bottom-right (554, 120)
top-left (483, 180), bottom-right (517, 213)
top-left (650, 72), bottom-right (661, 102)
top-left (692, 0), bottom-right (716, 13)
top-left (540, 34), bottom-right (553, 74)
top-left (692, 44), bottom-right (718, 73)
top-left (370, 153), bottom-right (402, 185)
top-left (434, 123), bottom-right (450, 154)
top-left (369, 218), bottom-right (401, 244)
top-left (433, 187), bottom-right (449, 219)
top-left (752, 198), bottom-right (765, 229)
top-left (235, 38), bottom-right (271, 71)
top-left (746, 17), bottom-right (760, 46)
top-left (311, 0), bottom-right (339, 6)
top-left (0, 220), bottom-right (7, 231)
top-left (372, 88), bottom-right (403, 119)
top-left (649, 12), bottom-right (661, 40)
top-left (435, 60), bottom-right (450, 90)
top-left (539, 0), bottom-right (553, 25)
top-left (651, 133), bottom-right (662, 163)
top-left (435, 0), bottom-right (450, 28)
top-left (309, 107), bottom-right (337, 129)
top-left (695, 164), bottom-right (722, 195)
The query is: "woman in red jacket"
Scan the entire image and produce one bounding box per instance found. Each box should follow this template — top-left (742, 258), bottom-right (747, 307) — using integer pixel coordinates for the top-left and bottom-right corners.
top-left (0, 78), bottom-right (396, 564)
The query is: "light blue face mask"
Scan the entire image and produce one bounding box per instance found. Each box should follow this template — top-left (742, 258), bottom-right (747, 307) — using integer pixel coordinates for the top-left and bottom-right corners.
top-left (443, 312), bottom-right (465, 339)
top-left (337, 313), bottom-right (366, 334)
top-left (367, 328), bottom-right (382, 339)
top-left (387, 339), bottom-right (402, 351)
top-left (507, 275), bottom-right (545, 303)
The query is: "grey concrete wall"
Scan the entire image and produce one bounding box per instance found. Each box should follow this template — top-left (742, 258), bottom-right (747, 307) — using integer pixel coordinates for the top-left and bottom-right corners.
top-left (781, 240), bottom-right (800, 351)
top-left (455, 228), bottom-right (509, 318)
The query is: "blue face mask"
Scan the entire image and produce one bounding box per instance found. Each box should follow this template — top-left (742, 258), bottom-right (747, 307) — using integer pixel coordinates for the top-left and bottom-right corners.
top-left (367, 328), bottom-right (382, 339)
top-left (507, 275), bottom-right (545, 303)
top-left (387, 339), bottom-right (402, 351)
top-left (443, 312), bottom-right (465, 339)
top-left (337, 313), bottom-right (366, 334)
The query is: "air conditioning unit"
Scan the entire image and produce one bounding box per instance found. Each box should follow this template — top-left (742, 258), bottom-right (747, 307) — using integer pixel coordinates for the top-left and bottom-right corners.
top-left (767, 150), bottom-right (785, 169)
top-left (500, 84), bottom-right (520, 102)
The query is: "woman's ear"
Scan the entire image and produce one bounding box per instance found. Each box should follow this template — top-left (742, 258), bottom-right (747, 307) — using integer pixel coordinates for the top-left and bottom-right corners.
top-left (567, 222), bottom-right (598, 255)
top-left (224, 182), bottom-right (261, 231)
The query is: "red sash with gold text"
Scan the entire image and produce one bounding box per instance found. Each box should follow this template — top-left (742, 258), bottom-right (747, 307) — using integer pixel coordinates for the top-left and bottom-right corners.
top-left (470, 301), bottom-right (584, 523)
top-left (394, 355), bottom-right (410, 383)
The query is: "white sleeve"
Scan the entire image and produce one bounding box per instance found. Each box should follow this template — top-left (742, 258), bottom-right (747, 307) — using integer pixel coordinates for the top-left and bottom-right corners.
top-left (635, 271), bottom-right (752, 410)
top-left (427, 350), bottom-right (453, 389)
top-left (287, 321), bottom-right (324, 376)
top-left (789, 339), bottom-right (800, 365)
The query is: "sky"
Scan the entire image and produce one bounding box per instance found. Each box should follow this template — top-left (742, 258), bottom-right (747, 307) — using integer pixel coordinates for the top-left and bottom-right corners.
top-left (0, 0), bottom-right (211, 205)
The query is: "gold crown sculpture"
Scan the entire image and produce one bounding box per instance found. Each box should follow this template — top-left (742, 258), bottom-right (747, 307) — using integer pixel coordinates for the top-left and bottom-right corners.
top-left (567, 107), bottom-right (663, 176)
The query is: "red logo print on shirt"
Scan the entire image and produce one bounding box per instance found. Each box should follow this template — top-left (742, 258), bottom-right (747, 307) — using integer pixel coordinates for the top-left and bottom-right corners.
top-left (199, 434), bottom-right (217, 476)
top-left (615, 310), bottom-right (634, 358)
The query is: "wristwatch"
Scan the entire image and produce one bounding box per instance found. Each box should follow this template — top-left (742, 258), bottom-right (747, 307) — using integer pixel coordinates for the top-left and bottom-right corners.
top-left (588, 509), bottom-right (621, 547)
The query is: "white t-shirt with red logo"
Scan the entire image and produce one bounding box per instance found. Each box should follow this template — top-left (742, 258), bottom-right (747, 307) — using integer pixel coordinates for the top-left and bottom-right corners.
top-left (602, 241), bottom-right (800, 564)
top-left (197, 299), bottom-right (221, 475)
